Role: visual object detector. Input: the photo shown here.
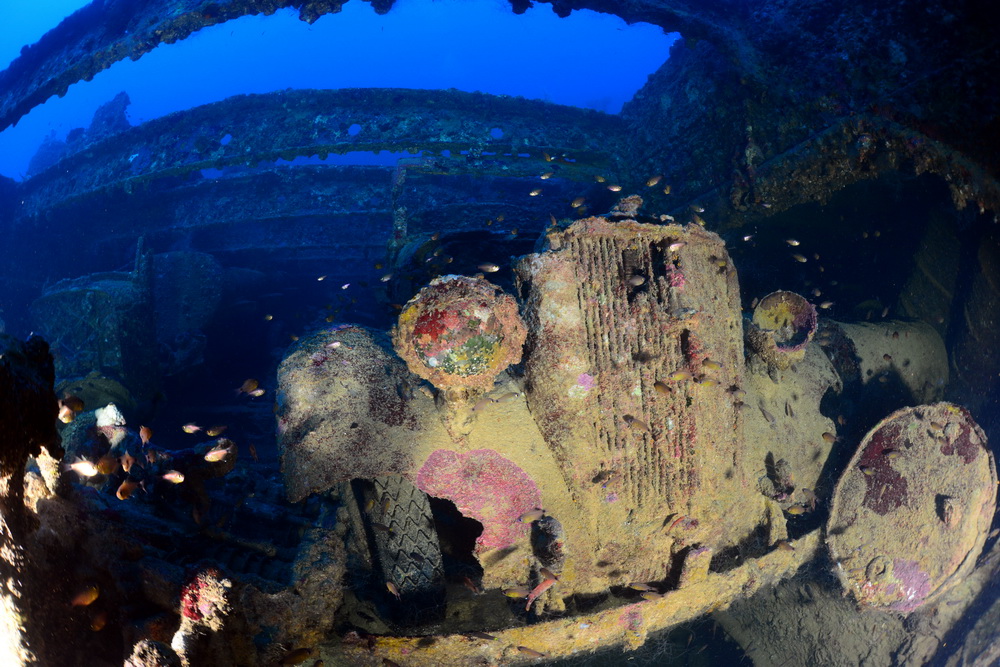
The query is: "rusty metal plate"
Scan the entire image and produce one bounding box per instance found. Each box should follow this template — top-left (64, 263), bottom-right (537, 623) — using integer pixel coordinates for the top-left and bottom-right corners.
top-left (827, 402), bottom-right (997, 613)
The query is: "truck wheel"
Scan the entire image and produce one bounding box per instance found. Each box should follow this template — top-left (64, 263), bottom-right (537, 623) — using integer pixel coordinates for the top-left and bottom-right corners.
top-left (354, 476), bottom-right (446, 625)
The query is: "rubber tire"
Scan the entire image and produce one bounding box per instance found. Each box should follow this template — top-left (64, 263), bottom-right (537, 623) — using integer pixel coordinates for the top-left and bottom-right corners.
top-left (355, 476), bottom-right (446, 625)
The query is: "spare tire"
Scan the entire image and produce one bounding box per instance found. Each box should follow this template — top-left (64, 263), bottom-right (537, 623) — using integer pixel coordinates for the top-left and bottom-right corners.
top-left (354, 476), bottom-right (446, 625)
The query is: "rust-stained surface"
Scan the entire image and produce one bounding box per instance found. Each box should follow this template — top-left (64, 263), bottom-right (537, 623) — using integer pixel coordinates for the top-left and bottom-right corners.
top-left (827, 402), bottom-right (996, 613)
top-left (515, 215), bottom-right (762, 582)
top-left (0, 0), bottom-right (375, 134)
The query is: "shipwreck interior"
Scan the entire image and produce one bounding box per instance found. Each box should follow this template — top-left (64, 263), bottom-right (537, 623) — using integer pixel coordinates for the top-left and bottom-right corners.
top-left (0, 0), bottom-right (998, 666)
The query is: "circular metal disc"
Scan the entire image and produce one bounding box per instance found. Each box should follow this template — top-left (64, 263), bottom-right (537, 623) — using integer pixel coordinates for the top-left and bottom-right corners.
top-left (827, 402), bottom-right (997, 613)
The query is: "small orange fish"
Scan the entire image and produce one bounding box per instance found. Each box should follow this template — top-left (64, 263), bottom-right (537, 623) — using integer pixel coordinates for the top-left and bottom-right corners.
top-left (775, 540), bottom-right (795, 551)
top-left (503, 586), bottom-right (531, 598)
top-left (90, 610), bottom-right (107, 631)
top-left (472, 396), bottom-right (494, 412)
top-left (646, 174), bottom-right (662, 187)
top-left (279, 648), bottom-right (314, 665)
top-left (607, 184), bottom-right (622, 192)
top-left (791, 253), bottom-right (808, 263)
top-left (182, 423), bottom-right (201, 434)
top-left (120, 451), bottom-right (136, 473)
top-left (539, 171), bottom-right (554, 180)
top-left (666, 514), bottom-right (688, 532)
top-left (641, 591), bottom-right (664, 601)
top-left (821, 432), bottom-right (837, 444)
top-left (518, 508), bottom-right (545, 523)
top-left (116, 479), bottom-right (139, 500)
top-left (386, 581), bottom-right (401, 600)
top-left (669, 370), bottom-right (691, 382)
top-left (71, 585), bottom-right (99, 607)
top-left (667, 241), bottom-right (685, 252)
top-left (478, 263), bottom-right (500, 273)
top-left (237, 378), bottom-right (259, 394)
top-left (525, 575), bottom-right (557, 610)
top-left (517, 646), bottom-right (547, 658)
top-left (162, 470), bottom-right (185, 484)
top-left (460, 576), bottom-right (482, 594)
top-left (60, 395), bottom-right (85, 412)
top-left (570, 196), bottom-right (586, 208)
top-left (206, 425), bottom-right (227, 437)
top-left (204, 444), bottom-right (232, 463)
top-left (785, 504), bottom-right (807, 515)
top-left (96, 455), bottom-right (117, 475)
top-left (629, 582), bottom-right (655, 592)
top-left (58, 404), bottom-right (76, 424)
top-left (139, 425), bottom-right (153, 444)
top-left (68, 459), bottom-right (99, 477)
top-left (623, 415), bottom-right (650, 433)
top-left (528, 188), bottom-right (542, 197)
top-left (248, 443), bottom-right (259, 462)
top-left (249, 388), bottom-right (266, 397)
top-left (653, 381), bottom-right (671, 396)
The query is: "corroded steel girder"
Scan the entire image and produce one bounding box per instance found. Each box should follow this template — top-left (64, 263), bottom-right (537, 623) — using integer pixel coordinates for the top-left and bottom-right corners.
top-left (13, 88), bottom-right (623, 223)
top-left (0, 0), bottom-right (371, 133)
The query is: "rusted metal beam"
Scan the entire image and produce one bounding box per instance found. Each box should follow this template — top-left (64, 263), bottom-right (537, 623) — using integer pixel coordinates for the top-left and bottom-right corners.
top-left (0, 0), bottom-right (370, 134)
top-left (13, 88), bottom-right (623, 223)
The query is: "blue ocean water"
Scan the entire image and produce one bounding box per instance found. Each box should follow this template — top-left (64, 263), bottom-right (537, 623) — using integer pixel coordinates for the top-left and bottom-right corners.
top-left (0, 0), bottom-right (675, 180)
